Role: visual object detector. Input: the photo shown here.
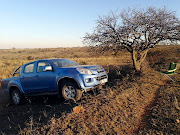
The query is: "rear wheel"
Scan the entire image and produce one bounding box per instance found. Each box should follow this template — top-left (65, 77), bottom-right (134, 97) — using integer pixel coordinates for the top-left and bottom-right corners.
top-left (10, 89), bottom-right (22, 105)
top-left (61, 82), bottom-right (82, 101)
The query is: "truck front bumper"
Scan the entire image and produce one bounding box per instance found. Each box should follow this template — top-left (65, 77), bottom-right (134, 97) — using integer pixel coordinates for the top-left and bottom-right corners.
top-left (75, 73), bottom-right (108, 92)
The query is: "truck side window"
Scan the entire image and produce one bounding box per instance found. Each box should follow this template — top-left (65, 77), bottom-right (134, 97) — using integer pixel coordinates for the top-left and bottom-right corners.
top-left (14, 67), bottom-right (21, 76)
top-left (13, 66), bottom-right (21, 77)
top-left (24, 63), bottom-right (34, 73)
top-left (37, 62), bottom-right (51, 72)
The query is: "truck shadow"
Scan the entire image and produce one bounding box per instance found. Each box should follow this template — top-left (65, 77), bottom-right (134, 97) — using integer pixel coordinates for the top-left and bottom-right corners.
top-left (0, 95), bottom-right (76, 134)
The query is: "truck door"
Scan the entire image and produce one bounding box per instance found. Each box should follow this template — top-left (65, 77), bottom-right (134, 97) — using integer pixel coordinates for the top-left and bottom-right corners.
top-left (20, 62), bottom-right (37, 93)
top-left (35, 61), bottom-right (56, 92)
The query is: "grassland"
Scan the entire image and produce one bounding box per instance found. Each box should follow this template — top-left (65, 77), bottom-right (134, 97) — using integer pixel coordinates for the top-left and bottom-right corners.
top-left (0, 45), bottom-right (180, 134)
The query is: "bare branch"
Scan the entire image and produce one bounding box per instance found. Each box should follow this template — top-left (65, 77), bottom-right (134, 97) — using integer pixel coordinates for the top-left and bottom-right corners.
top-left (83, 7), bottom-right (180, 71)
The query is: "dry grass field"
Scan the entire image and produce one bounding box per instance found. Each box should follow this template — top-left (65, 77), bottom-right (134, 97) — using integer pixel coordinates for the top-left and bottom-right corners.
top-left (0, 45), bottom-right (180, 134)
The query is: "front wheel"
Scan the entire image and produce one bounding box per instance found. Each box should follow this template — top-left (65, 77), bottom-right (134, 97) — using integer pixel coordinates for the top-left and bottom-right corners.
top-left (61, 82), bottom-right (82, 101)
top-left (10, 89), bottom-right (22, 105)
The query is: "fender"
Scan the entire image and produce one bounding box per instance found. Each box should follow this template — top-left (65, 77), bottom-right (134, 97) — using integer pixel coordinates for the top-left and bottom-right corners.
top-left (8, 79), bottom-right (25, 94)
top-left (57, 76), bottom-right (82, 89)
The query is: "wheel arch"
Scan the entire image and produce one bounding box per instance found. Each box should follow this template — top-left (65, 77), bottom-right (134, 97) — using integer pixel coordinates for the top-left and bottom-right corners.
top-left (9, 85), bottom-right (21, 96)
top-left (58, 77), bottom-right (81, 90)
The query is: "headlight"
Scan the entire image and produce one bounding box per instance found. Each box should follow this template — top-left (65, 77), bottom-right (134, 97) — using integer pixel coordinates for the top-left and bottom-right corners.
top-left (76, 68), bottom-right (92, 75)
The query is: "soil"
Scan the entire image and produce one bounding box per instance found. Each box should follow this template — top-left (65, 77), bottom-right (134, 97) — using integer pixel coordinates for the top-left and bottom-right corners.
top-left (0, 89), bottom-right (75, 135)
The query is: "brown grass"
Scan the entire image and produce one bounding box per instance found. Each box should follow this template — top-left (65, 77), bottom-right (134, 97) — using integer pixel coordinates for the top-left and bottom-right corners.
top-left (0, 45), bottom-right (180, 134)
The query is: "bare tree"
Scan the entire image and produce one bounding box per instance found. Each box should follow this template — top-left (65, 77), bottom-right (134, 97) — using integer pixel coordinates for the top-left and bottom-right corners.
top-left (84, 7), bottom-right (180, 71)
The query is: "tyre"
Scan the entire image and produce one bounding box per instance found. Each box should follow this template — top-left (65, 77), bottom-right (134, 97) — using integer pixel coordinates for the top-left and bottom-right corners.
top-left (10, 89), bottom-right (22, 105)
top-left (61, 82), bottom-right (82, 101)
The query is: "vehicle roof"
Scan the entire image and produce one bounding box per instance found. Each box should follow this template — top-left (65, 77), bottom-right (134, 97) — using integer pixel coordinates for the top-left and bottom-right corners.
top-left (38, 58), bottom-right (65, 61)
top-left (23, 58), bottom-right (66, 66)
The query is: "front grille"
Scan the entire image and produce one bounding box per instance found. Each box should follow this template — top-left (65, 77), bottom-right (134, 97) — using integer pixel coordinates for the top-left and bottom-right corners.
top-left (96, 75), bottom-right (107, 81)
top-left (97, 69), bottom-right (104, 73)
top-left (91, 67), bottom-right (104, 73)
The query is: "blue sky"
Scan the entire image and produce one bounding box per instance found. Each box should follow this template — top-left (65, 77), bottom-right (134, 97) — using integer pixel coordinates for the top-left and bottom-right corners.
top-left (0, 0), bottom-right (180, 49)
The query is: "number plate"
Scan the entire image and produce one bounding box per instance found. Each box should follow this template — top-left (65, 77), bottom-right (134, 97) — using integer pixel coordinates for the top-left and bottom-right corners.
top-left (100, 78), bottom-right (108, 84)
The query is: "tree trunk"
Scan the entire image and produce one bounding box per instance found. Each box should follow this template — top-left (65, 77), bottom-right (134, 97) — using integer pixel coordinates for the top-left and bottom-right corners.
top-left (132, 49), bottom-right (148, 72)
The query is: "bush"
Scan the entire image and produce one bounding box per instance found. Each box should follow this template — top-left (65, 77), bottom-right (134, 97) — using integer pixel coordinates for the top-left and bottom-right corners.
top-left (79, 61), bottom-right (88, 65)
top-left (27, 56), bottom-right (34, 60)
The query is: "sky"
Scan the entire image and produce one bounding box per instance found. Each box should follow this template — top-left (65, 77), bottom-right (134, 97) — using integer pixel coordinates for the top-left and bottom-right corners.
top-left (0, 0), bottom-right (180, 49)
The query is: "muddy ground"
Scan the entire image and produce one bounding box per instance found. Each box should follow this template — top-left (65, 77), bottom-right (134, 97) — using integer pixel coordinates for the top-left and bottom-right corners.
top-left (0, 89), bottom-right (76, 135)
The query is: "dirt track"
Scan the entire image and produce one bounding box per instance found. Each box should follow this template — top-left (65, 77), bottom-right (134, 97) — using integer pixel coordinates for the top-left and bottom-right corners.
top-left (0, 89), bottom-right (75, 134)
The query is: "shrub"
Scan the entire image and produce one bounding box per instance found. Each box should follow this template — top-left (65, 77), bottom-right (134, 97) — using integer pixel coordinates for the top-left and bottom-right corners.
top-left (79, 61), bottom-right (88, 65)
top-left (27, 56), bottom-right (34, 60)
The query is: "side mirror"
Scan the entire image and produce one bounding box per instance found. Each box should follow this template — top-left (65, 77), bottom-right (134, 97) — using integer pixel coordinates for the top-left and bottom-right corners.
top-left (44, 66), bottom-right (53, 71)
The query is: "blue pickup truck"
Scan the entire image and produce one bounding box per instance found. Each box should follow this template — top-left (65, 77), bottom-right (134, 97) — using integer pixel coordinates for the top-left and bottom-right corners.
top-left (1, 59), bottom-right (108, 105)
